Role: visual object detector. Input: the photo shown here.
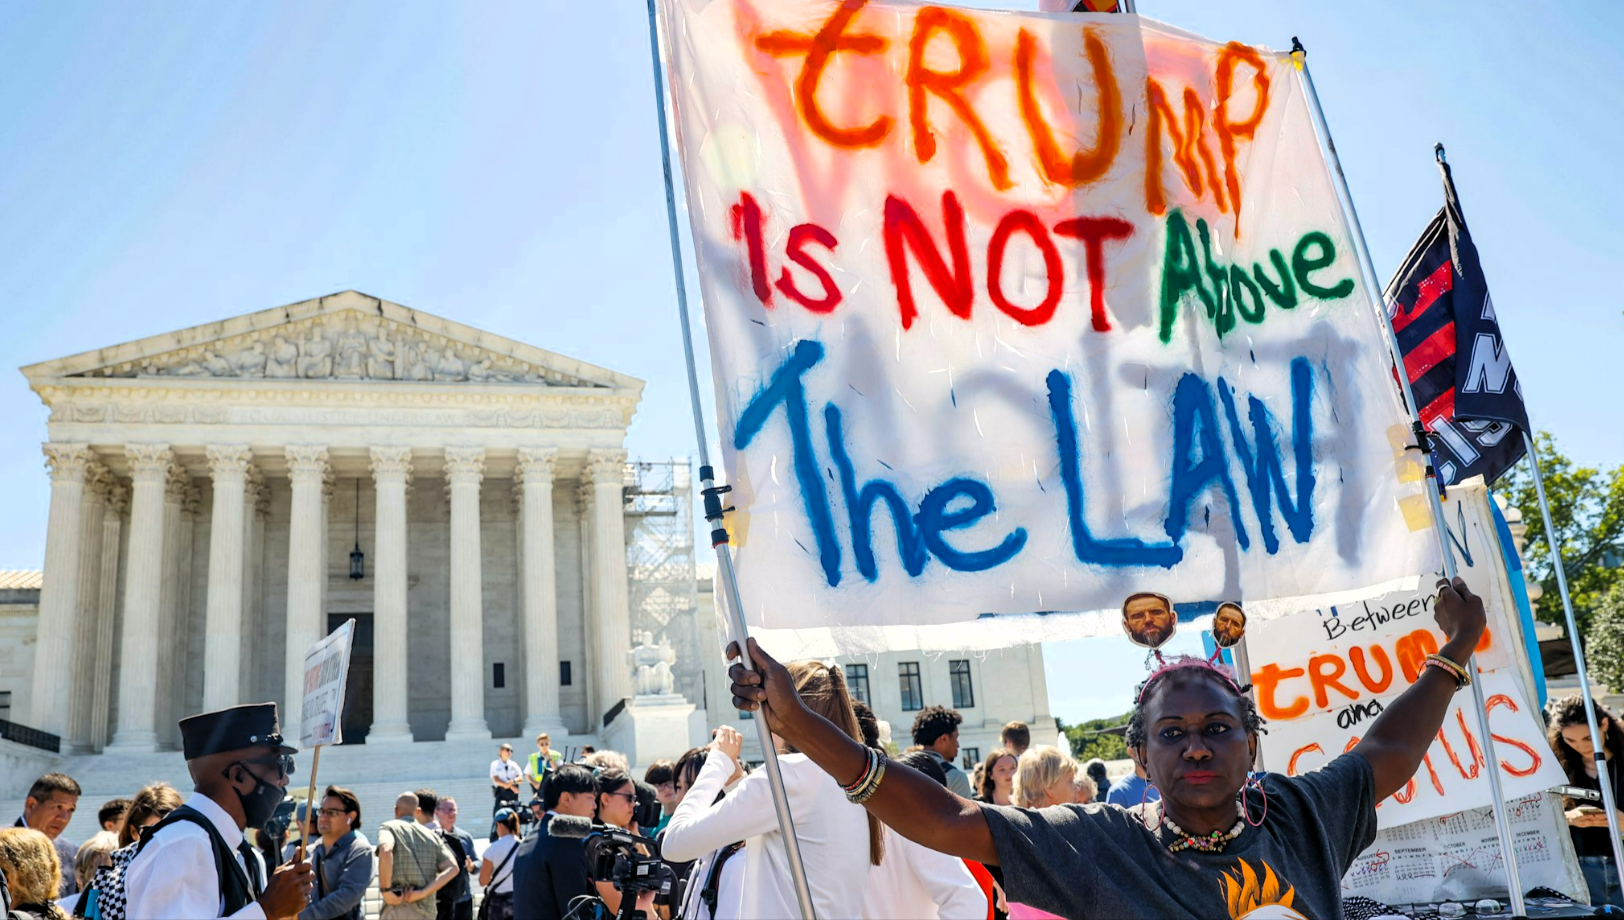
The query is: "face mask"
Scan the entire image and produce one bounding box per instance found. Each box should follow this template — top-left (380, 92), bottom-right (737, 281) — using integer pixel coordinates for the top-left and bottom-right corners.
top-left (233, 766), bottom-right (286, 831)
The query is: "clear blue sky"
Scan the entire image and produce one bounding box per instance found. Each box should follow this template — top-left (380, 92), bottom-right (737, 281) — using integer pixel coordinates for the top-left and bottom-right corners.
top-left (1, 1), bottom-right (1619, 723)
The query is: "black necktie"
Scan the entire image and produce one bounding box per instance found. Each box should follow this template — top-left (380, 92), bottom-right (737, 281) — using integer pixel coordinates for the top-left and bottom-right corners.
top-left (237, 841), bottom-right (265, 895)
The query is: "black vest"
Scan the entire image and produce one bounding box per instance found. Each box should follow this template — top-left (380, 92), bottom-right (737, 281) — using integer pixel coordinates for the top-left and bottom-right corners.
top-left (136, 805), bottom-right (258, 915)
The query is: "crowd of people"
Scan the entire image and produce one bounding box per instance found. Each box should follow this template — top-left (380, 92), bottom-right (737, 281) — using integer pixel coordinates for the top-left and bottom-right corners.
top-left (1, 580), bottom-right (1620, 918)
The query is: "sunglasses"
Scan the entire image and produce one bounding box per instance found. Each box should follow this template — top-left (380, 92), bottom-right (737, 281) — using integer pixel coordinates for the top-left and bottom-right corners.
top-left (239, 754), bottom-right (297, 779)
top-left (600, 790), bottom-right (636, 803)
top-left (317, 808), bottom-right (349, 818)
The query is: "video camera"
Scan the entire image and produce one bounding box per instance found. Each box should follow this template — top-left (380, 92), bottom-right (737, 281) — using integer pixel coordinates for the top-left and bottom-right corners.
top-left (549, 815), bottom-right (673, 920)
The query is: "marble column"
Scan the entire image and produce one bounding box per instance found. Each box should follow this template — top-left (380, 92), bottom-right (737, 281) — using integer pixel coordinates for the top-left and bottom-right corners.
top-left (31, 443), bottom-right (97, 737)
top-left (242, 470), bottom-right (268, 703)
top-left (586, 449), bottom-right (633, 724)
top-left (517, 449), bottom-right (566, 737)
top-left (202, 445), bottom-right (252, 712)
top-left (444, 446), bottom-right (491, 740)
top-left (167, 484), bottom-right (199, 746)
top-left (153, 464), bottom-right (189, 749)
top-left (284, 446), bottom-right (329, 730)
top-left (368, 447), bottom-right (414, 742)
top-left (577, 481), bottom-right (598, 730)
top-left (90, 484), bottom-right (125, 751)
top-left (65, 462), bottom-right (109, 752)
top-left (108, 444), bottom-right (173, 751)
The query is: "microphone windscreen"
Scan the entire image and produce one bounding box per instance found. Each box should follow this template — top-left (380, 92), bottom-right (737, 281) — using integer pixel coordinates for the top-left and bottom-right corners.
top-left (547, 814), bottom-right (594, 839)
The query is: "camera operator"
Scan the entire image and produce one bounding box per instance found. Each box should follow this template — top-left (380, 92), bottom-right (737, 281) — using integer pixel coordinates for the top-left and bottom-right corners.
top-left (590, 768), bottom-right (658, 918)
top-left (512, 765), bottom-right (597, 920)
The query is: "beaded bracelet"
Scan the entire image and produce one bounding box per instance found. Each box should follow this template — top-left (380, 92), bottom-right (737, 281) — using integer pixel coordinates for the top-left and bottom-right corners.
top-left (1424, 653), bottom-right (1471, 688)
top-left (850, 756), bottom-right (886, 805)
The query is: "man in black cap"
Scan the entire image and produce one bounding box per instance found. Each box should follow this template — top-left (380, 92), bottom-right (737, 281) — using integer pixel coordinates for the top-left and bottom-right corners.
top-left (123, 702), bottom-right (315, 920)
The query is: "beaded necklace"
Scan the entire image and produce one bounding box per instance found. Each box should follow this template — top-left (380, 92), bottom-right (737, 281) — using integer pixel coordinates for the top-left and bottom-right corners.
top-left (1160, 807), bottom-right (1246, 854)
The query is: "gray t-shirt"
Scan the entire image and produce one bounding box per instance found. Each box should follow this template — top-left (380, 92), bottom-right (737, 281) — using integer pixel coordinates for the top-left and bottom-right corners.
top-left (982, 753), bottom-right (1377, 920)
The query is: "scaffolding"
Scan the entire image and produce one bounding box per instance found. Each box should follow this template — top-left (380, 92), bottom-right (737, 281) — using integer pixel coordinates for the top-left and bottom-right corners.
top-left (622, 458), bottom-right (704, 707)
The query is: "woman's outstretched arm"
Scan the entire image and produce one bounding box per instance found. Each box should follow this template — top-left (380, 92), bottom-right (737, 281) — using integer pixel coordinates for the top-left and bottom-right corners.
top-left (1353, 576), bottom-right (1489, 800)
top-left (728, 639), bottom-right (1000, 865)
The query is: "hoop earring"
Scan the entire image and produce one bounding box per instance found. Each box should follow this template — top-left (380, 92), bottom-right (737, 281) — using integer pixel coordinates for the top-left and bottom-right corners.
top-left (1241, 775), bottom-right (1267, 827)
top-left (1140, 781), bottom-right (1164, 831)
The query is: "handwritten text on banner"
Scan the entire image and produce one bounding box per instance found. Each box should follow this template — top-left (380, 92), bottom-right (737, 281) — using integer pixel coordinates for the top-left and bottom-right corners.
top-left (658, 1), bottom-right (1439, 643)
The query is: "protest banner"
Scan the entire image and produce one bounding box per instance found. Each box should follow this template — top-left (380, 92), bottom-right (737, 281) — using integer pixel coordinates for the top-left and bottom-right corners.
top-left (1245, 481), bottom-right (1565, 828)
top-left (1343, 793), bottom-right (1587, 904)
top-left (657, 0), bottom-right (1441, 654)
top-left (301, 618), bottom-right (356, 749)
top-left (296, 618), bottom-right (355, 859)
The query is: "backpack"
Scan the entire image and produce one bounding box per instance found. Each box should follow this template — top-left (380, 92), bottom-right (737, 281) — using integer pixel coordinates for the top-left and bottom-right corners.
top-left (79, 807), bottom-right (255, 920)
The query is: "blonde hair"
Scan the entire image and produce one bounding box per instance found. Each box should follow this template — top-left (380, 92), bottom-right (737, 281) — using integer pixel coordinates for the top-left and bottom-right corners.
top-left (785, 660), bottom-right (884, 867)
top-left (74, 833), bottom-right (118, 891)
top-left (1013, 745), bottom-right (1078, 808)
top-left (0, 827), bottom-right (67, 917)
top-left (119, 781), bottom-right (185, 848)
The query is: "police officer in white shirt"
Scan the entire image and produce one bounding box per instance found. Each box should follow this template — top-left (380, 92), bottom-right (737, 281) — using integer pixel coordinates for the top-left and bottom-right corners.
top-left (488, 743), bottom-right (523, 841)
top-left (123, 703), bottom-right (316, 920)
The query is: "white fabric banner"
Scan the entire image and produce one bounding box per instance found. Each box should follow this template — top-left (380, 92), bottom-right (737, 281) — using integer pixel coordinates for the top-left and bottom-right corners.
top-left (660, 0), bottom-right (1439, 651)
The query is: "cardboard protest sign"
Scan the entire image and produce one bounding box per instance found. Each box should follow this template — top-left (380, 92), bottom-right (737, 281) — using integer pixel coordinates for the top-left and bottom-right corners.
top-left (658, 0), bottom-right (1439, 652)
top-left (1246, 482), bottom-right (1565, 827)
top-left (300, 618), bottom-right (355, 749)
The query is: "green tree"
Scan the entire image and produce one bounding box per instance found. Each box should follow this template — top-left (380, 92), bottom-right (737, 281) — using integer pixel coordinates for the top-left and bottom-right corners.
top-left (1059, 711), bottom-right (1132, 763)
top-left (1586, 582), bottom-right (1624, 693)
top-left (1499, 431), bottom-right (1624, 641)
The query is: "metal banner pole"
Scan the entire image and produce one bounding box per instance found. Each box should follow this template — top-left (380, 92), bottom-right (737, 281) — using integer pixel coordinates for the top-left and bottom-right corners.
top-left (1522, 431), bottom-right (1624, 876)
top-left (1291, 40), bottom-right (1527, 915)
top-left (641, 1), bottom-right (818, 916)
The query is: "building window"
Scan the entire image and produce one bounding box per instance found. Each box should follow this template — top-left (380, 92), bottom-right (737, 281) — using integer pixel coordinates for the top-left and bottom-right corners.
top-left (846, 664), bottom-right (870, 705)
top-left (0, 690), bottom-right (10, 721)
top-left (962, 747), bottom-right (980, 771)
top-left (493, 663), bottom-right (506, 689)
top-left (949, 659), bottom-right (975, 709)
top-left (560, 661), bottom-right (572, 686)
top-left (899, 662), bottom-right (923, 712)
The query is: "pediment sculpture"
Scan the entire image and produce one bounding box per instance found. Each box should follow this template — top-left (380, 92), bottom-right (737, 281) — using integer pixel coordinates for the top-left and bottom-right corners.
top-left (95, 313), bottom-right (583, 385)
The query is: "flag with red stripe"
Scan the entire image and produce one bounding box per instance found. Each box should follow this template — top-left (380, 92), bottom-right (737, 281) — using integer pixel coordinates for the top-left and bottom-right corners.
top-left (1385, 157), bottom-right (1528, 486)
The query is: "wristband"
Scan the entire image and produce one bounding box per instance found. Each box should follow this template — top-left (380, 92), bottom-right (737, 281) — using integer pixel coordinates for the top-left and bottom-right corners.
top-left (1424, 653), bottom-right (1471, 688)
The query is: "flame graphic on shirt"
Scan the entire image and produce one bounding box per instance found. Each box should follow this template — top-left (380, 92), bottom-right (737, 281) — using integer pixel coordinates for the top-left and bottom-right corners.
top-left (1219, 859), bottom-right (1306, 920)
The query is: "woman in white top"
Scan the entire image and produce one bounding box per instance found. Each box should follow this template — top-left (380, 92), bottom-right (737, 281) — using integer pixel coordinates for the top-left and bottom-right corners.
top-left (863, 751), bottom-right (989, 920)
top-left (478, 808), bottom-right (520, 920)
top-left (663, 660), bottom-right (880, 920)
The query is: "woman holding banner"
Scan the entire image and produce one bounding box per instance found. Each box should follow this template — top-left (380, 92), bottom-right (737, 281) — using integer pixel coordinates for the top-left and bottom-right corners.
top-left (729, 578), bottom-right (1489, 919)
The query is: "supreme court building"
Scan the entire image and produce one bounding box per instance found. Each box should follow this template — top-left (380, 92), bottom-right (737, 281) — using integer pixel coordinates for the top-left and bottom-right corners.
top-left (14, 291), bottom-right (661, 752)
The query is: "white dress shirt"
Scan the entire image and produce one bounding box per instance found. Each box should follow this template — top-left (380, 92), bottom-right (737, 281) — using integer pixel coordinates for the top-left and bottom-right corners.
top-left (123, 792), bottom-right (267, 920)
top-left (862, 825), bottom-right (988, 919)
top-left (489, 758), bottom-right (523, 787)
top-left (663, 749), bottom-right (871, 920)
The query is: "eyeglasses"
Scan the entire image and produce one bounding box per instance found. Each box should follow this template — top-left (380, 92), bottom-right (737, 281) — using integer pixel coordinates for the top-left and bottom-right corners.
top-left (317, 808), bottom-right (349, 818)
top-left (239, 754), bottom-right (296, 779)
top-left (600, 791), bottom-right (636, 803)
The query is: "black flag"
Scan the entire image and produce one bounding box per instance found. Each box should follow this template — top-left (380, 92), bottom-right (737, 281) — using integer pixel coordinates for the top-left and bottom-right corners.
top-left (1385, 151), bottom-right (1529, 486)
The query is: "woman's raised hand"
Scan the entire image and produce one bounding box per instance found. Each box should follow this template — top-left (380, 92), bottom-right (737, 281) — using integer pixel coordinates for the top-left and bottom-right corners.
top-left (710, 725), bottom-right (744, 762)
top-left (1433, 576), bottom-right (1487, 658)
top-left (727, 638), bottom-right (806, 739)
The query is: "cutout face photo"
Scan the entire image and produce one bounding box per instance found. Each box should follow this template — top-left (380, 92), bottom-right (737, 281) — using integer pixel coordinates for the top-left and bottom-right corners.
top-left (1122, 592), bottom-right (1177, 649)
top-left (1212, 602), bottom-right (1247, 649)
